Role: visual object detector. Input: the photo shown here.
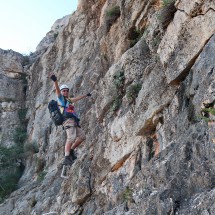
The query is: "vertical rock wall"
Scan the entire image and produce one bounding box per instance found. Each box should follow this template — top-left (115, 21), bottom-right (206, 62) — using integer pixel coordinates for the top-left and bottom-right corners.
top-left (0, 49), bottom-right (26, 147)
top-left (0, 0), bottom-right (214, 214)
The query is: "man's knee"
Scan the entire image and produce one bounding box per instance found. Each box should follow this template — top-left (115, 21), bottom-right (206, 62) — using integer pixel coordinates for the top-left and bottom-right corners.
top-left (66, 135), bottom-right (76, 144)
top-left (77, 128), bottom-right (86, 141)
top-left (65, 125), bottom-right (76, 144)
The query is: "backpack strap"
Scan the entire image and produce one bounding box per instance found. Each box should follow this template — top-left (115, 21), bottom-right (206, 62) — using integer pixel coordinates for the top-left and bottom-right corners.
top-left (65, 98), bottom-right (73, 103)
top-left (58, 97), bottom-right (68, 114)
top-left (62, 97), bottom-right (67, 115)
top-left (61, 98), bottom-right (68, 130)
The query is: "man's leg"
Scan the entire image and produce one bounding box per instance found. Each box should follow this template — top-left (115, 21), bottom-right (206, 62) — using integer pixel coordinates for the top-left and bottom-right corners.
top-left (63, 120), bottom-right (76, 165)
top-left (71, 126), bottom-right (86, 149)
top-left (65, 142), bottom-right (72, 156)
top-left (71, 137), bottom-right (84, 150)
top-left (70, 127), bottom-right (86, 160)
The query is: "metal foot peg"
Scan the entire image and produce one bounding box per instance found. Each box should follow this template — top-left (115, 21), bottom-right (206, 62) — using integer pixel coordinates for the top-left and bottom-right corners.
top-left (61, 165), bottom-right (69, 179)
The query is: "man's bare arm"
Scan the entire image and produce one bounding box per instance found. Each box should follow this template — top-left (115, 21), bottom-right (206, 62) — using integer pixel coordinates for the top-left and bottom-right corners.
top-left (69, 93), bottom-right (91, 103)
top-left (50, 74), bottom-right (61, 97)
top-left (54, 80), bottom-right (61, 97)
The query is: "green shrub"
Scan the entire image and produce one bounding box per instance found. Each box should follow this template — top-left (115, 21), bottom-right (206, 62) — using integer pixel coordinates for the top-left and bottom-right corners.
top-left (198, 108), bottom-right (215, 123)
top-left (36, 158), bottom-right (46, 173)
top-left (126, 83), bottom-right (142, 103)
top-left (196, 114), bottom-right (211, 123)
top-left (24, 141), bottom-right (39, 155)
top-left (201, 108), bottom-right (215, 116)
top-left (54, 32), bottom-right (58, 39)
top-left (32, 141), bottom-right (39, 153)
top-left (110, 96), bottom-right (121, 112)
top-left (22, 56), bottom-right (30, 66)
top-left (0, 108), bottom-right (28, 203)
top-left (128, 27), bottom-right (144, 48)
top-left (105, 5), bottom-right (121, 32)
top-left (113, 71), bottom-right (125, 89)
top-left (109, 71), bottom-right (125, 112)
top-left (162, 0), bottom-right (175, 7)
top-left (159, 0), bottom-right (176, 29)
top-left (30, 196), bottom-right (37, 208)
top-left (18, 73), bottom-right (28, 86)
top-left (13, 108), bottom-right (28, 144)
top-left (152, 36), bottom-right (162, 49)
top-left (0, 169), bottom-right (22, 202)
top-left (0, 145), bottom-right (24, 203)
top-left (13, 127), bottom-right (27, 144)
top-left (0, 145), bottom-right (24, 168)
top-left (18, 108), bottom-right (28, 124)
top-left (35, 158), bottom-right (46, 183)
top-left (106, 5), bottom-right (120, 18)
top-left (37, 171), bottom-right (47, 182)
top-left (123, 187), bottom-right (133, 202)
top-left (0, 107), bottom-right (28, 202)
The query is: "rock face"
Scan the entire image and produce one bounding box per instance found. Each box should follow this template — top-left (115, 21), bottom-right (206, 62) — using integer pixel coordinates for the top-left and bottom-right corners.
top-left (157, 0), bottom-right (215, 84)
top-left (0, 0), bottom-right (215, 214)
top-left (36, 15), bottom-right (70, 53)
top-left (0, 49), bottom-right (27, 147)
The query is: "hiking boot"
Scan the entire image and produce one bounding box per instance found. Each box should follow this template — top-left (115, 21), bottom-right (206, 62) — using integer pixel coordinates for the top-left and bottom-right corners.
top-left (70, 149), bottom-right (77, 161)
top-left (62, 156), bottom-right (74, 166)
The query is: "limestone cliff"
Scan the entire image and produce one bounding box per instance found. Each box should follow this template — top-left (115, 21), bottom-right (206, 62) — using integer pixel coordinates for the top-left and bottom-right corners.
top-left (0, 49), bottom-right (27, 147)
top-left (36, 15), bottom-right (70, 53)
top-left (0, 0), bottom-right (215, 214)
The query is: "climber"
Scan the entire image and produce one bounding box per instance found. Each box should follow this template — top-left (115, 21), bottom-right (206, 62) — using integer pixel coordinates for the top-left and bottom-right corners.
top-left (50, 73), bottom-right (91, 165)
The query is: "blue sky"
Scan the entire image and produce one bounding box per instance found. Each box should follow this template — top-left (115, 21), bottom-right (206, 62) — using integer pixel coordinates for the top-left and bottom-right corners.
top-left (0, 0), bottom-right (78, 54)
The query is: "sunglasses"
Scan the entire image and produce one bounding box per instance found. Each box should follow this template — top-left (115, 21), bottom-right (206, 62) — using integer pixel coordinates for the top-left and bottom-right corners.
top-left (62, 89), bottom-right (69, 92)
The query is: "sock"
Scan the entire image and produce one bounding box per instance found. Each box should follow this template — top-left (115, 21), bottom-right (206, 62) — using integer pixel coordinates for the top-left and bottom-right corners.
top-left (65, 152), bottom-right (70, 156)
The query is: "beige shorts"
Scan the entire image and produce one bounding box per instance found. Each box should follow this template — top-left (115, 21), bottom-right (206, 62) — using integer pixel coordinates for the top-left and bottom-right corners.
top-left (63, 119), bottom-right (86, 144)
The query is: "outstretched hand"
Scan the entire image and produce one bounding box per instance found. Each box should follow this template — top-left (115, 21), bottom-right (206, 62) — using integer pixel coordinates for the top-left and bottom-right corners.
top-left (50, 73), bottom-right (57, 82)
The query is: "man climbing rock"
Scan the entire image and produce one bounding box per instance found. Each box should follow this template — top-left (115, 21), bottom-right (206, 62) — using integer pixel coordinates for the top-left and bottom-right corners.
top-left (50, 74), bottom-right (91, 165)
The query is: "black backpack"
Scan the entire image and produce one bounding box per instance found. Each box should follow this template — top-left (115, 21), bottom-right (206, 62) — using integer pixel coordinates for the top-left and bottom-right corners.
top-left (48, 100), bottom-right (64, 126)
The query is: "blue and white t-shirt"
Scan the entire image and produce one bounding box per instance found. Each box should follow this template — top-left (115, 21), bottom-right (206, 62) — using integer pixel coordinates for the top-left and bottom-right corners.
top-left (57, 94), bottom-right (69, 109)
top-left (57, 94), bottom-right (79, 120)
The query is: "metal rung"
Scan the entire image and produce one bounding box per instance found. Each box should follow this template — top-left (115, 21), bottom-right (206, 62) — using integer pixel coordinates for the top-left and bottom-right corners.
top-left (60, 165), bottom-right (69, 179)
top-left (42, 212), bottom-right (58, 215)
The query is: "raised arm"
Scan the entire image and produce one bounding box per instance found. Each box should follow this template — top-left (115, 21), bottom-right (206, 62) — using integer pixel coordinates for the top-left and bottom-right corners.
top-left (50, 74), bottom-right (61, 97)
